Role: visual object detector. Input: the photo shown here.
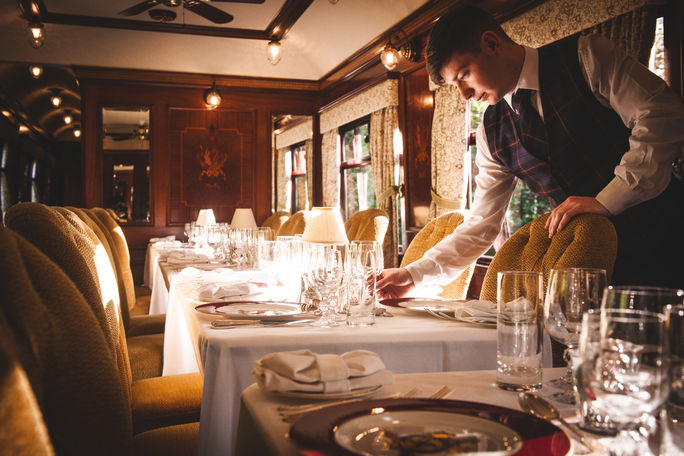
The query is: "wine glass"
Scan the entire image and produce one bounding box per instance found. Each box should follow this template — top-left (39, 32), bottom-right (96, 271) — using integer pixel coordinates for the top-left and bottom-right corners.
top-left (588, 308), bottom-right (669, 456)
top-left (543, 267), bottom-right (606, 402)
top-left (307, 243), bottom-right (345, 327)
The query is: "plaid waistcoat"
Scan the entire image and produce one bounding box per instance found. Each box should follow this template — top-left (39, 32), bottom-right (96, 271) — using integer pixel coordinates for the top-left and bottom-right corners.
top-left (483, 35), bottom-right (631, 206)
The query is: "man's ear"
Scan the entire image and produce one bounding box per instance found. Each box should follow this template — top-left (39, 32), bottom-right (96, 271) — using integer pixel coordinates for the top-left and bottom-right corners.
top-left (480, 31), bottom-right (500, 56)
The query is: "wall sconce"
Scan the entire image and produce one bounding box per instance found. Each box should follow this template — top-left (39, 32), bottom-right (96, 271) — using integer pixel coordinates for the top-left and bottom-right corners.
top-left (380, 29), bottom-right (420, 71)
top-left (49, 89), bottom-right (62, 107)
top-left (267, 39), bottom-right (282, 65)
top-left (73, 126), bottom-right (82, 138)
top-left (29, 64), bottom-right (42, 78)
top-left (63, 110), bottom-right (73, 125)
top-left (28, 22), bottom-right (45, 49)
top-left (204, 81), bottom-right (221, 109)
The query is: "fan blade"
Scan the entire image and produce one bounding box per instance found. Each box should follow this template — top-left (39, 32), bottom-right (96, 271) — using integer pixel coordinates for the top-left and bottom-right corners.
top-left (119, 0), bottom-right (160, 16)
top-left (210, 0), bottom-right (266, 3)
top-left (185, 1), bottom-right (234, 24)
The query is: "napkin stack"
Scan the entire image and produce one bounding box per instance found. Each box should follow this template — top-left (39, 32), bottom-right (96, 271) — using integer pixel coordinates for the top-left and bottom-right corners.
top-left (163, 250), bottom-right (210, 264)
top-left (150, 235), bottom-right (176, 243)
top-left (452, 300), bottom-right (497, 323)
top-left (253, 349), bottom-right (394, 393)
top-left (194, 281), bottom-right (260, 301)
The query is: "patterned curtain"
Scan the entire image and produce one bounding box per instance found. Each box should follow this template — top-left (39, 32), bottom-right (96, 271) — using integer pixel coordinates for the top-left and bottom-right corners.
top-left (370, 105), bottom-right (400, 268)
top-left (321, 130), bottom-right (340, 207)
top-left (276, 146), bottom-right (291, 212)
top-left (305, 139), bottom-right (314, 210)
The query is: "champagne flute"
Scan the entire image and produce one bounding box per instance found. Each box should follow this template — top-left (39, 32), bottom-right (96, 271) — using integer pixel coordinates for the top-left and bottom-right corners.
top-left (543, 268), bottom-right (606, 402)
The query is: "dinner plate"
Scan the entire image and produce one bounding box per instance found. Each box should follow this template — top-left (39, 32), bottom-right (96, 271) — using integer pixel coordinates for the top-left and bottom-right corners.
top-left (276, 385), bottom-right (382, 400)
top-left (194, 301), bottom-right (311, 322)
top-left (289, 398), bottom-right (571, 456)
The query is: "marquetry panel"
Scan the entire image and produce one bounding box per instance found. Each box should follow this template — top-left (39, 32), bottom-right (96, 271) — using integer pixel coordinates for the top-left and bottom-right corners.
top-left (168, 108), bottom-right (255, 224)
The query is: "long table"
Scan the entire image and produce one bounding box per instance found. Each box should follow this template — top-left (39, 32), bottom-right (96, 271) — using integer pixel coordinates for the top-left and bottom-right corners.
top-left (160, 267), bottom-right (553, 456)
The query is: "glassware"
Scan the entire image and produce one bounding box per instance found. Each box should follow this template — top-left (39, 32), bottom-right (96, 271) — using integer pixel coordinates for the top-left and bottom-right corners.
top-left (543, 268), bottom-right (606, 401)
top-left (496, 271), bottom-right (544, 392)
top-left (602, 286), bottom-right (684, 314)
top-left (664, 304), bottom-right (684, 454)
top-left (307, 243), bottom-right (345, 327)
top-left (588, 308), bottom-right (669, 456)
top-left (206, 224), bottom-right (224, 263)
top-left (346, 241), bottom-right (378, 327)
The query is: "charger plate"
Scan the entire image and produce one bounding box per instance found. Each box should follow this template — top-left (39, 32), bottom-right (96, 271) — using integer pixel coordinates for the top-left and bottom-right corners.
top-left (195, 301), bottom-right (312, 322)
top-left (289, 398), bottom-right (571, 456)
top-left (276, 385), bottom-right (382, 400)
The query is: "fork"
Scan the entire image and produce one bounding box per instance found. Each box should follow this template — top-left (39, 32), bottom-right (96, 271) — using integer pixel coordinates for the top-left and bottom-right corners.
top-left (424, 308), bottom-right (457, 321)
top-left (428, 385), bottom-right (452, 399)
top-left (279, 387), bottom-right (419, 423)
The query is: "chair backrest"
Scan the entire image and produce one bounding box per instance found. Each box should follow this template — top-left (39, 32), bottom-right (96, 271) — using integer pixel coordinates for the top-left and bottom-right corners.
top-left (262, 211), bottom-right (290, 236)
top-left (0, 226), bottom-right (133, 455)
top-left (276, 210), bottom-right (310, 236)
top-left (479, 213), bottom-right (618, 302)
top-left (344, 208), bottom-right (389, 244)
top-left (0, 313), bottom-right (54, 455)
top-left (400, 211), bottom-right (475, 300)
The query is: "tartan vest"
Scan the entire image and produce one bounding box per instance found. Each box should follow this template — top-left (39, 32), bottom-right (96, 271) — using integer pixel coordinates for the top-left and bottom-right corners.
top-left (483, 35), bottom-right (631, 206)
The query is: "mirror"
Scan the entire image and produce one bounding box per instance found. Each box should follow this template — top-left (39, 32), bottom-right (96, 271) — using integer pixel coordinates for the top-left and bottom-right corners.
top-left (102, 107), bottom-right (151, 223)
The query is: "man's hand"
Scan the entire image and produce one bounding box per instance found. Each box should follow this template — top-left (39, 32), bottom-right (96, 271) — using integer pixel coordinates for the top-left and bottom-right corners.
top-left (545, 196), bottom-right (611, 237)
top-left (376, 268), bottom-right (415, 300)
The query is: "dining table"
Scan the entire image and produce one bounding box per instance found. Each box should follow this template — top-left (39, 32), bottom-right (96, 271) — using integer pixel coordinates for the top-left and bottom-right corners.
top-left (236, 367), bottom-right (618, 456)
top-left (157, 265), bottom-right (553, 456)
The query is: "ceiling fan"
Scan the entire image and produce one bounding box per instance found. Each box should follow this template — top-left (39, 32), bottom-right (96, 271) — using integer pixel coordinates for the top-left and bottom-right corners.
top-left (118, 0), bottom-right (265, 25)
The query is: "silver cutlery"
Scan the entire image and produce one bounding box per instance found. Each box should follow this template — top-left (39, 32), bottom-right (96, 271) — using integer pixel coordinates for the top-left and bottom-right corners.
top-left (210, 319), bottom-right (314, 329)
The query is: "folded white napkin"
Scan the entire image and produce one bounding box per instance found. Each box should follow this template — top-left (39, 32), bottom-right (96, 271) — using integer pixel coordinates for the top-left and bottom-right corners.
top-left (194, 281), bottom-right (260, 301)
top-left (150, 235), bottom-right (176, 243)
top-left (253, 349), bottom-right (394, 393)
top-left (153, 240), bottom-right (182, 248)
top-left (452, 300), bottom-right (497, 323)
top-left (163, 250), bottom-right (210, 264)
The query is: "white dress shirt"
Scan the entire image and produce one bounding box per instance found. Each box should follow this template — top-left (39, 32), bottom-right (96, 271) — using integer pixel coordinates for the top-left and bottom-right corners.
top-left (406, 34), bottom-right (684, 288)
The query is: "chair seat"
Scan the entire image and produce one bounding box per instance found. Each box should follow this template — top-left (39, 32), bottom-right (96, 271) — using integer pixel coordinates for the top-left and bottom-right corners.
top-left (128, 333), bottom-right (164, 381)
top-left (132, 373), bottom-right (203, 434)
top-left (131, 295), bottom-right (152, 316)
top-left (134, 421), bottom-right (199, 456)
top-left (128, 314), bottom-right (165, 338)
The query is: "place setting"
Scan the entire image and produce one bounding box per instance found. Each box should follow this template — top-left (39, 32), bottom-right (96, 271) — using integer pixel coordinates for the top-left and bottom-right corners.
top-left (379, 297), bottom-right (498, 327)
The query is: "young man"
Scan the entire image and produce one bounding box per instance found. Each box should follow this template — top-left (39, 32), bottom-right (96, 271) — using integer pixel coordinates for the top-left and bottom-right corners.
top-left (377, 6), bottom-right (684, 298)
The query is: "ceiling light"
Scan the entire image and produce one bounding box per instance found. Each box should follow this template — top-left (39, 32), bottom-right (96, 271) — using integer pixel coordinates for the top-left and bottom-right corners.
top-left (380, 29), bottom-right (420, 71)
top-left (73, 126), bottom-right (82, 138)
top-left (267, 39), bottom-right (282, 65)
top-left (204, 82), bottom-right (221, 109)
top-left (28, 22), bottom-right (45, 49)
top-left (29, 64), bottom-right (43, 78)
top-left (63, 110), bottom-right (73, 125)
top-left (19, 125), bottom-right (29, 133)
top-left (1, 110), bottom-right (11, 118)
top-left (50, 89), bottom-right (62, 107)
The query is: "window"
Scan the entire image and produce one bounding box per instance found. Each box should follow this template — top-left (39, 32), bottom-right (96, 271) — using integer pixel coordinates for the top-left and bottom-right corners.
top-left (0, 142), bottom-right (10, 215)
top-left (648, 16), bottom-right (664, 79)
top-left (23, 159), bottom-right (39, 203)
top-left (290, 142), bottom-right (308, 212)
top-left (339, 117), bottom-right (375, 219)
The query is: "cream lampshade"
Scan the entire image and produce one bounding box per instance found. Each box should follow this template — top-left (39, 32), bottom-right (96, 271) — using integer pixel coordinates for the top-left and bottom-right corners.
top-left (302, 207), bottom-right (348, 244)
top-left (231, 208), bottom-right (257, 229)
top-left (196, 209), bottom-right (216, 226)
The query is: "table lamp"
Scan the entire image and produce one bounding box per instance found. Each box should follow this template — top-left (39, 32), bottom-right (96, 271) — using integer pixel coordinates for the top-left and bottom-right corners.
top-left (196, 208), bottom-right (216, 225)
top-left (231, 208), bottom-right (257, 229)
top-left (302, 207), bottom-right (348, 244)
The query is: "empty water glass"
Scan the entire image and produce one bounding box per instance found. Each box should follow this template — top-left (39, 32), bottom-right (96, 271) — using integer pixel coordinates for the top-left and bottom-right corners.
top-left (307, 243), bottom-right (345, 327)
top-left (664, 304), bottom-right (684, 454)
top-left (346, 241), bottom-right (379, 327)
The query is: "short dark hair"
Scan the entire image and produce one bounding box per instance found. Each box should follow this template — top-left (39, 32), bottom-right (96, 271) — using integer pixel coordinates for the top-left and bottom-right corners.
top-left (426, 6), bottom-right (512, 86)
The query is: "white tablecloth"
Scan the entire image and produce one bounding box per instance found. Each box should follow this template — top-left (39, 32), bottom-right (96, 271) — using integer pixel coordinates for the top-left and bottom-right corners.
top-left (238, 368), bottom-right (615, 456)
top-left (161, 269), bottom-right (553, 456)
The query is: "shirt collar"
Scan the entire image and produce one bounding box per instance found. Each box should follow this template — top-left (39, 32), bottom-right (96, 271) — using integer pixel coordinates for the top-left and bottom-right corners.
top-left (504, 46), bottom-right (539, 107)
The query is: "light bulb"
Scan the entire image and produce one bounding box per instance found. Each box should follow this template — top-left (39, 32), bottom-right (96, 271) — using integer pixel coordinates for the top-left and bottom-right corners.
top-left (50, 94), bottom-right (62, 107)
top-left (267, 40), bottom-right (282, 65)
top-left (204, 83), bottom-right (221, 109)
top-left (29, 65), bottom-right (42, 78)
top-left (73, 127), bottom-right (81, 138)
top-left (63, 112), bottom-right (72, 125)
top-left (28, 22), bottom-right (45, 49)
top-left (380, 43), bottom-right (400, 70)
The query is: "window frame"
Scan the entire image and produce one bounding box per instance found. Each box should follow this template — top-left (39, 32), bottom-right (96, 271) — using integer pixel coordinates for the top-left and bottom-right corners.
top-left (289, 140), bottom-right (307, 212)
top-left (338, 115), bottom-right (372, 219)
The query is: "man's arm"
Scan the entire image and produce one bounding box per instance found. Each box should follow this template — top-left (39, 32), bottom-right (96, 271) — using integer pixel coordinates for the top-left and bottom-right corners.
top-left (546, 34), bottom-right (684, 236)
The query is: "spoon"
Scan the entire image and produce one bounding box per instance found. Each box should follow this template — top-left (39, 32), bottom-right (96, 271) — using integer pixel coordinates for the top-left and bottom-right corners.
top-left (518, 392), bottom-right (597, 453)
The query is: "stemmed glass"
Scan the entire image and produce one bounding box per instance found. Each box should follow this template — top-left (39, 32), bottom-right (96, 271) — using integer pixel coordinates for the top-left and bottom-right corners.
top-left (347, 240), bottom-right (383, 294)
top-left (543, 267), bottom-right (606, 402)
top-left (206, 224), bottom-right (224, 263)
top-left (588, 308), bottom-right (669, 456)
top-left (307, 243), bottom-right (345, 327)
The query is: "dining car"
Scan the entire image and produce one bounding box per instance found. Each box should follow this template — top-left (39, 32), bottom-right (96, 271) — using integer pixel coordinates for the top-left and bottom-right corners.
top-left (2, 0), bottom-right (683, 455)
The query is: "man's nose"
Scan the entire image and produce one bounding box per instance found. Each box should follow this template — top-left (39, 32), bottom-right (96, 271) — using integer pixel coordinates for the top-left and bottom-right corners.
top-left (455, 81), bottom-right (473, 100)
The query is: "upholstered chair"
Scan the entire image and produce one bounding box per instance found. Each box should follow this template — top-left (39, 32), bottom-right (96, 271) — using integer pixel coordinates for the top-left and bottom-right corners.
top-left (0, 314), bottom-right (54, 456)
top-left (5, 203), bottom-right (203, 433)
top-left (400, 210), bottom-right (475, 300)
top-left (0, 226), bottom-right (199, 455)
top-left (344, 208), bottom-right (389, 244)
top-left (261, 211), bottom-right (290, 236)
top-left (276, 209), bottom-right (310, 236)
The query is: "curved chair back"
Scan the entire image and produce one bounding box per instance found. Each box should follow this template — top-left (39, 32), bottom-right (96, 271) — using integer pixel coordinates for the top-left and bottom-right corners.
top-left (262, 211), bottom-right (290, 236)
top-left (479, 213), bottom-right (618, 302)
top-left (0, 226), bottom-right (133, 455)
top-left (344, 208), bottom-right (389, 244)
top-left (276, 210), bottom-right (310, 236)
top-left (400, 211), bottom-right (475, 299)
top-left (0, 313), bottom-right (54, 455)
